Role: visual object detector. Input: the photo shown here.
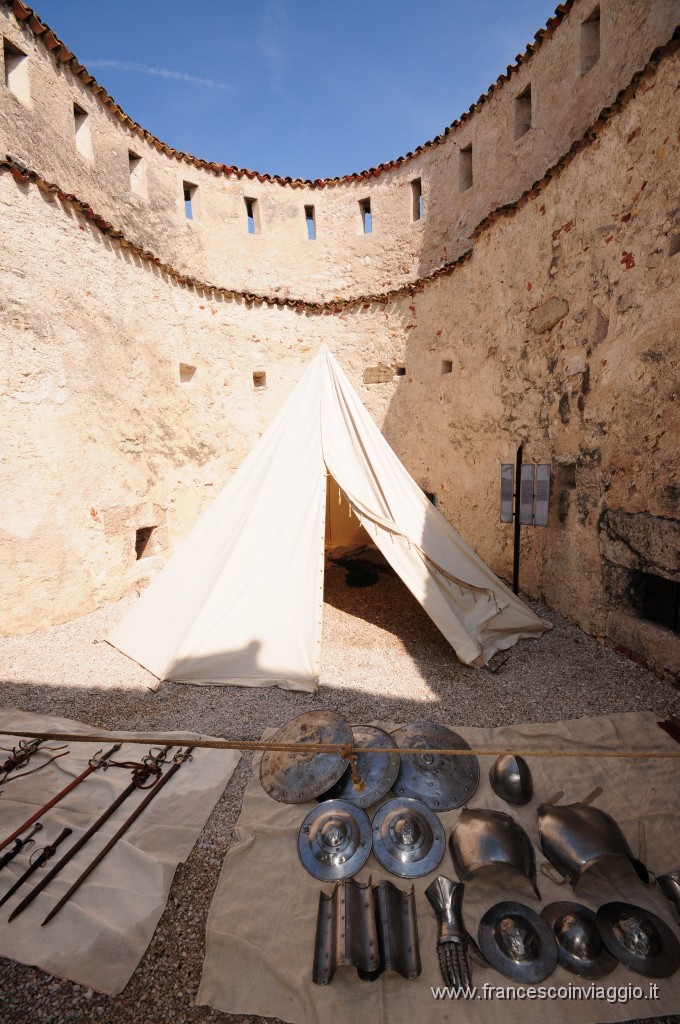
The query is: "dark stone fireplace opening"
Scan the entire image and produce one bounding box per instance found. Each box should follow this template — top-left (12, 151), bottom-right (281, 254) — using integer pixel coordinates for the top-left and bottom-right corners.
top-left (629, 571), bottom-right (679, 634)
top-left (599, 509), bottom-right (680, 683)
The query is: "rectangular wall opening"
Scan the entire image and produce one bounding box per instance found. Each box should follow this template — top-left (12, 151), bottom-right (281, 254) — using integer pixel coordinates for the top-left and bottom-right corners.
top-left (305, 205), bottom-right (316, 240)
top-left (459, 145), bottom-right (472, 192)
top-left (245, 197), bottom-right (258, 234)
top-left (669, 234), bottom-right (680, 257)
top-left (3, 38), bottom-right (30, 104)
top-left (183, 181), bottom-right (197, 220)
top-left (135, 526), bottom-right (155, 560)
top-left (359, 198), bottom-right (372, 234)
top-left (630, 572), bottom-right (680, 633)
top-left (253, 370), bottom-right (266, 388)
top-left (394, 364), bottom-right (406, 377)
top-left (411, 178), bottom-right (422, 221)
top-left (581, 7), bottom-right (601, 74)
top-left (441, 359), bottom-right (453, 375)
top-left (514, 85), bottom-right (532, 140)
top-left (128, 151), bottom-right (143, 193)
top-left (179, 362), bottom-right (196, 384)
top-left (73, 102), bottom-right (93, 160)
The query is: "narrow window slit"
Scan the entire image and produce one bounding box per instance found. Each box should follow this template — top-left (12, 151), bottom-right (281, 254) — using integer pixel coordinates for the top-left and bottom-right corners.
top-left (245, 197), bottom-right (258, 234)
top-left (411, 179), bottom-right (422, 221)
top-left (183, 182), bottom-right (196, 220)
top-left (459, 145), bottom-right (472, 192)
top-left (305, 205), bottom-right (316, 240)
top-left (514, 85), bottom-right (532, 140)
top-left (581, 7), bottom-right (601, 74)
top-left (3, 39), bottom-right (30, 103)
top-left (135, 527), bottom-right (155, 560)
top-left (73, 102), bottom-right (93, 159)
top-left (359, 198), bottom-right (372, 234)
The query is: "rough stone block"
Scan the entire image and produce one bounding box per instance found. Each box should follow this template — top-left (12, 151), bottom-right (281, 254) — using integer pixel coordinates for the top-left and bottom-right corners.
top-left (363, 365), bottom-right (393, 385)
top-left (530, 297), bottom-right (569, 334)
top-left (599, 510), bottom-right (680, 579)
top-left (606, 609), bottom-right (680, 678)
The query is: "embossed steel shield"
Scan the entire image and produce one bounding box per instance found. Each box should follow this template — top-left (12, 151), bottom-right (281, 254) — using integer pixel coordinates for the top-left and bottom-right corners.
top-left (372, 797), bottom-right (446, 878)
top-left (390, 722), bottom-right (479, 811)
top-left (596, 902), bottom-right (680, 978)
top-left (260, 711), bottom-right (352, 803)
top-left (478, 901), bottom-right (558, 983)
top-left (320, 725), bottom-right (400, 809)
top-left (298, 799), bottom-right (372, 881)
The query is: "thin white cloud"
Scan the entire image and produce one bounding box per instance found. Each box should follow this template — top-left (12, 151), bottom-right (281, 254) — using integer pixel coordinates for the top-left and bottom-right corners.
top-left (87, 59), bottom-right (231, 91)
top-left (258, 0), bottom-right (287, 93)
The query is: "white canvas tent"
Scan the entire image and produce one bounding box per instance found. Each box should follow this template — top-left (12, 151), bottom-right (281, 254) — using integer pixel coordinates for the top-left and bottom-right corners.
top-left (108, 346), bottom-right (550, 691)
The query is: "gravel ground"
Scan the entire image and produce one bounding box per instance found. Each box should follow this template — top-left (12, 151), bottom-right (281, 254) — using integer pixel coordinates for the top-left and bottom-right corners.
top-left (1, 562), bottom-right (679, 1024)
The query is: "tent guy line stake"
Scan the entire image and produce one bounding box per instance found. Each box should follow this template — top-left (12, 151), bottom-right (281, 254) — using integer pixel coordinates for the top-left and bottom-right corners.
top-left (1, 730), bottom-right (679, 760)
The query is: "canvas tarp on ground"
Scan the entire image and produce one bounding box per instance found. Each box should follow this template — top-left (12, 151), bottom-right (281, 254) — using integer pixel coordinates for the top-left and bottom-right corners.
top-left (108, 346), bottom-right (550, 690)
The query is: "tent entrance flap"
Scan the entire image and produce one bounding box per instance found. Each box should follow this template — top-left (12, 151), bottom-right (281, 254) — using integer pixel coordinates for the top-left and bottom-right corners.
top-left (325, 476), bottom-right (374, 555)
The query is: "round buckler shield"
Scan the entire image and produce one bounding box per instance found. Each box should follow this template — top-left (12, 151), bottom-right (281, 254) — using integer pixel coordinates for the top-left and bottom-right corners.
top-left (371, 797), bottom-right (446, 878)
top-left (390, 722), bottom-right (479, 811)
top-left (596, 901), bottom-right (680, 978)
top-left (478, 901), bottom-right (558, 984)
top-left (298, 800), bottom-right (372, 881)
top-left (541, 902), bottom-right (617, 979)
top-left (320, 725), bottom-right (400, 809)
top-left (260, 711), bottom-right (352, 803)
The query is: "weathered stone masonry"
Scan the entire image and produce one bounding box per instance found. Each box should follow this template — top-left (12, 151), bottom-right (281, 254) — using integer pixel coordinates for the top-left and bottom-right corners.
top-left (1, 0), bottom-right (678, 680)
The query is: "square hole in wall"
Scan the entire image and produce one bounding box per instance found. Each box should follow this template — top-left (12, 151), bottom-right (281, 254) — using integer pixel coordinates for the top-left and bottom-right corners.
top-left (179, 363), bottom-right (196, 384)
top-left (441, 359), bottom-right (453, 375)
top-left (3, 38), bottom-right (30, 104)
top-left (459, 145), bottom-right (472, 192)
top-left (555, 462), bottom-right (577, 489)
top-left (424, 491), bottom-right (439, 508)
top-left (514, 85), bottom-right (532, 140)
top-left (253, 370), bottom-right (266, 388)
top-left (394, 364), bottom-right (406, 377)
top-left (135, 526), bottom-right (155, 560)
top-left (581, 6), bottom-right (601, 74)
top-left (669, 234), bottom-right (680, 257)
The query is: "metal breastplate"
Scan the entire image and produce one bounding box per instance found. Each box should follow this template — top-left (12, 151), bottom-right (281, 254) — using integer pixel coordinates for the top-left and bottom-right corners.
top-left (449, 808), bottom-right (540, 898)
top-left (537, 802), bottom-right (649, 888)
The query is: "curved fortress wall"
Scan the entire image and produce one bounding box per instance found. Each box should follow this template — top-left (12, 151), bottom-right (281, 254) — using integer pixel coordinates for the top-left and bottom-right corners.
top-left (1, 0), bottom-right (679, 678)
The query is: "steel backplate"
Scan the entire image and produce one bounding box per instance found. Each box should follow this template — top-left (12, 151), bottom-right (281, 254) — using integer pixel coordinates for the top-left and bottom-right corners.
top-left (390, 721), bottom-right (479, 811)
top-left (372, 797), bottom-right (446, 878)
top-left (596, 901), bottom-right (680, 978)
top-left (298, 799), bottom-right (372, 882)
top-left (478, 901), bottom-right (558, 984)
top-left (320, 725), bottom-right (400, 809)
top-left (260, 711), bottom-right (352, 803)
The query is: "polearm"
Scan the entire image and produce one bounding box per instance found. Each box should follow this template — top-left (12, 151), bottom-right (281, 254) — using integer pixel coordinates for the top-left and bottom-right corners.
top-left (42, 747), bottom-right (195, 925)
top-left (0, 828), bottom-right (73, 910)
top-left (7, 745), bottom-right (173, 922)
top-left (0, 823), bottom-right (43, 871)
top-left (0, 743), bottom-right (121, 854)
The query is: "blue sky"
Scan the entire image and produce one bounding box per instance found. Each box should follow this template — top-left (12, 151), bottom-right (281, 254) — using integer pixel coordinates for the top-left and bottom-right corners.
top-left (32, 1), bottom-right (562, 179)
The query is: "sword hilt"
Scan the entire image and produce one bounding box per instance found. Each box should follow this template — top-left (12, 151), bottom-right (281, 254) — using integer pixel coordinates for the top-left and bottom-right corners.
top-left (31, 827), bottom-right (73, 867)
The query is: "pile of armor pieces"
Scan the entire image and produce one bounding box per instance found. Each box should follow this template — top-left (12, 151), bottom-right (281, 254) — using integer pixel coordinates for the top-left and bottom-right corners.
top-left (259, 711), bottom-right (680, 987)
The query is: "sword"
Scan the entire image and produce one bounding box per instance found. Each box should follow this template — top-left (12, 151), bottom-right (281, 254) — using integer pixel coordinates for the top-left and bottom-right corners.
top-left (0, 738), bottom-right (43, 781)
top-left (0, 743), bottom-right (121, 854)
top-left (0, 828), bottom-right (73, 910)
top-left (7, 745), bottom-right (173, 922)
top-left (0, 823), bottom-right (43, 871)
top-left (42, 747), bottom-right (195, 925)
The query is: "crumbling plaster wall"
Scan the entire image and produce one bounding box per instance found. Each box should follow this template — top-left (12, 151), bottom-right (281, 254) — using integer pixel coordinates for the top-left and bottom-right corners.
top-left (0, 170), bottom-right (400, 633)
top-left (0, 0), bottom-right (678, 643)
top-left (381, 46), bottom-right (680, 639)
top-left (0, 1), bottom-right (677, 301)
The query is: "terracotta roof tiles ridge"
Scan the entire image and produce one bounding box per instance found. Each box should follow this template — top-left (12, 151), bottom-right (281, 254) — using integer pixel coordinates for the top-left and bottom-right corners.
top-left (2, 0), bottom-right (577, 188)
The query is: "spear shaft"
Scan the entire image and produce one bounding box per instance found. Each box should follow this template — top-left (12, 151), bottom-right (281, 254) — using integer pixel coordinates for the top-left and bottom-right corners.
top-left (0, 744), bottom-right (121, 854)
top-left (7, 745), bottom-right (173, 922)
top-left (42, 747), bottom-right (195, 925)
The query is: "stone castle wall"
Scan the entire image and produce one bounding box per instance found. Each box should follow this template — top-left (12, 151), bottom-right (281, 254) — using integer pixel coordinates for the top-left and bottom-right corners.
top-left (1, 0), bottom-right (678, 677)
